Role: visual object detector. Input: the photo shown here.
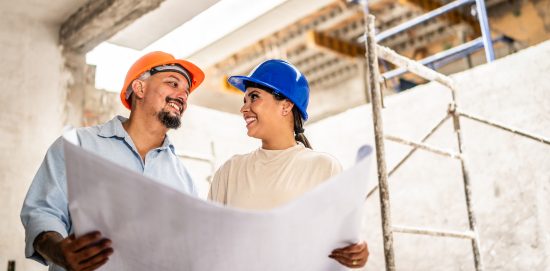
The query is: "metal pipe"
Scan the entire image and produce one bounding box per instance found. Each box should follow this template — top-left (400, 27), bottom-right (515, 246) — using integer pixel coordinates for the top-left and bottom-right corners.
top-left (365, 114), bottom-right (451, 199)
top-left (376, 44), bottom-right (456, 90)
top-left (450, 105), bottom-right (485, 270)
top-left (380, 59), bottom-right (401, 92)
top-left (475, 0), bottom-right (495, 62)
top-left (393, 225), bottom-right (476, 239)
top-left (365, 14), bottom-right (396, 271)
top-left (385, 134), bottom-right (462, 159)
top-left (382, 37), bottom-right (483, 79)
top-left (431, 36), bottom-right (516, 69)
top-left (358, 0), bottom-right (475, 43)
top-left (458, 110), bottom-right (550, 145)
top-left (175, 150), bottom-right (214, 162)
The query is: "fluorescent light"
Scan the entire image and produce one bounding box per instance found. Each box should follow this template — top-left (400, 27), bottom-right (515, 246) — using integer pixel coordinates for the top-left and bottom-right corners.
top-left (86, 43), bottom-right (141, 92)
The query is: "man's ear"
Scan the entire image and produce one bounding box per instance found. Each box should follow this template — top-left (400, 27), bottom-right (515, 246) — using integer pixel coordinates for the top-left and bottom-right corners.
top-left (282, 99), bottom-right (294, 116)
top-left (131, 80), bottom-right (146, 99)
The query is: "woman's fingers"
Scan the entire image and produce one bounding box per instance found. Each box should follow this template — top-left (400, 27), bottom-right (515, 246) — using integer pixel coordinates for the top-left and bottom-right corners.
top-left (329, 240), bottom-right (369, 268)
top-left (332, 240), bottom-right (367, 254)
top-left (334, 250), bottom-right (365, 260)
top-left (329, 254), bottom-right (367, 268)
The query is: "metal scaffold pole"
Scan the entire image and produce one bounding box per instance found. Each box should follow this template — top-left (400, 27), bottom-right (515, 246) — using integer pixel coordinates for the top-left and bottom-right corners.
top-left (475, 0), bottom-right (495, 62)
top-left (355, 0), bottom-right (549, 267)
top-left (364, 14), bottom-right (396, 271)
top-left (448, 101), bottom-right (485, 271)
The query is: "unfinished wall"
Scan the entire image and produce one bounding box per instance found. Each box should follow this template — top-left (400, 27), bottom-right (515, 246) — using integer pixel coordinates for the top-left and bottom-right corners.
top-left (0, 9), bottom-right (72, 271)
top-left (306, 39), bottom-right (550, 270)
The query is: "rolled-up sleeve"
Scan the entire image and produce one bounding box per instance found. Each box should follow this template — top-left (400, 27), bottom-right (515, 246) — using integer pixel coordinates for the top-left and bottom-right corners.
top-left (20, 137), bottom-right (71, 265)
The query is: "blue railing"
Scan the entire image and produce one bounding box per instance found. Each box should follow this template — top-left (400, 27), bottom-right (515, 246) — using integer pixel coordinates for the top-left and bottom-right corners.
top-left (352, 0), bottom-right (496, 85)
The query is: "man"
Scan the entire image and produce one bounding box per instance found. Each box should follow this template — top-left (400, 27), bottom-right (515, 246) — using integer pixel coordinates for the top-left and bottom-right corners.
top-left (20, 51), bottom-right (205, 271)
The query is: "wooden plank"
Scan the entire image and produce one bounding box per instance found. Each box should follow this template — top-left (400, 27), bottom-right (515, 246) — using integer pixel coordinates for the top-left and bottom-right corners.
top-left (306, 30), bottom-right (365, 59)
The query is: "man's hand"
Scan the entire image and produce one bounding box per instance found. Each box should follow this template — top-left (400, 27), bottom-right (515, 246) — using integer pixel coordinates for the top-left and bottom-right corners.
top-left (34, 231), bottom-right (113, 271)
top-left (329, 240), bottom-right (369, 269)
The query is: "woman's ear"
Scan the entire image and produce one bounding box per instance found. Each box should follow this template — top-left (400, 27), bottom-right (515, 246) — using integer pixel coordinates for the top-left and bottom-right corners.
top-left (132, 80), bottom-right (146, 98)
top-left (282, 99), bottom-right (295, 116)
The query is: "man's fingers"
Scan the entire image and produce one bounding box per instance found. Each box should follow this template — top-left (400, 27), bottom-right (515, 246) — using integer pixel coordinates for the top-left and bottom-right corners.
top-left (76, 239), bottom-right (112, 261)
top-left (69, 232), bottom-right (102, 251)
top-left (81, 257), bottom-right (109, 271)
top-left (78, 248), bottom-right (113, 270)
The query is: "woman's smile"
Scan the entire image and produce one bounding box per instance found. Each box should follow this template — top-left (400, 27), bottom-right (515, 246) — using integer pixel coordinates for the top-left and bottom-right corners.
top-left (244, 116), bottom-right (257, 127)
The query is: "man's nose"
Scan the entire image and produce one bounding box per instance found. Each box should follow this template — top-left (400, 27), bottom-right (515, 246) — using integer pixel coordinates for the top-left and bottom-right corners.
top-left (177, 91), bottom-right (189, 103)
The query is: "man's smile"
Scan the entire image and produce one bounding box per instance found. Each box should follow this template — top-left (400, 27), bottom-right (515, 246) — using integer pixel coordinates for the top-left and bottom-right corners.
top-left (165, 96), bottom-right (184, 114)
top-left (168, 102), bottom-right (181, 112)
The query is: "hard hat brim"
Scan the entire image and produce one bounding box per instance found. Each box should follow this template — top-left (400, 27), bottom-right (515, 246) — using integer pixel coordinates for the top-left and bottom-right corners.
top-left (120, 59), bottom-right (205, 110)
top-left (228, 75), bottom-right (309, 121)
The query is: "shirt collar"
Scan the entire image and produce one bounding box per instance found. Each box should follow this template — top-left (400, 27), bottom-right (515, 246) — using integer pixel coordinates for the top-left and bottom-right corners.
top-left (161, 134), bottom-right (176, 155)
top-left (98, 115), bottom-right (128, 138)
top-left (98, 116), bottom-right (176, 155)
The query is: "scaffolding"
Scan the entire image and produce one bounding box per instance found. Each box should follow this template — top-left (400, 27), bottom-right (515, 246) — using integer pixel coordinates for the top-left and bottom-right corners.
top-left (359, 10), bottom-right (550, 271)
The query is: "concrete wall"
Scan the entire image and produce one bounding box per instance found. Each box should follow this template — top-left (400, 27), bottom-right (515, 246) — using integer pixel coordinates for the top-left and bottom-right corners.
top-left (306, 39), bottom-right (550, 270)
top-left (0, 7), bottom-right (75, 271)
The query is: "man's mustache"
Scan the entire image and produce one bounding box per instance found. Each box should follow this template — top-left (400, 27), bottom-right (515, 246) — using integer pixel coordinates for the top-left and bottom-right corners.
top-left (165, 96), bottom-right (184, 114)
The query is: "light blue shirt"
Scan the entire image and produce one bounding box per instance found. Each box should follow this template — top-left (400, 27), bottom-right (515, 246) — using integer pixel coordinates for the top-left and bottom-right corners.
top-left (20, 116), bottom-right (198, 271)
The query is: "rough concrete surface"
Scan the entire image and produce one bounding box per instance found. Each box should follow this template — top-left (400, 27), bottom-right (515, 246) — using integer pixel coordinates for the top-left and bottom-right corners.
top-left (0, 6), bottom-right (73, 271)
top-left (306, 39), bottom-right (550, 270)
top-left (60, 0), bottom-right (166, 53)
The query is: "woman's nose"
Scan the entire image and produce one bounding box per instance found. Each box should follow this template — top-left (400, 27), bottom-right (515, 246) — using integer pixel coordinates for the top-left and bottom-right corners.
top-left (240, 102), bottom-right (249, 114)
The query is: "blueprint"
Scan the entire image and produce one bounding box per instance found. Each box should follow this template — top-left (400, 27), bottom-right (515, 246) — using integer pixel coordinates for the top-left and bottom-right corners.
top-left (63, 131), bottom-right (372, 271)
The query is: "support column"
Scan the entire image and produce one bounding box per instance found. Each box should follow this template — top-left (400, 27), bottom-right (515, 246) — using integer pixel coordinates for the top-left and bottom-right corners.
top-left (365, 14), bottom-right (396, 271)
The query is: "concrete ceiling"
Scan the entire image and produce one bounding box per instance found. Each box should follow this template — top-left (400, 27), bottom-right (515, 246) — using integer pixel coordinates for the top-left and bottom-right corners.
top-left (107, 0), bottom-right (222, 50)
top-left (0, 0), bottom-right (88, 24)
top-left (186, 0), bottom-right (337, 69)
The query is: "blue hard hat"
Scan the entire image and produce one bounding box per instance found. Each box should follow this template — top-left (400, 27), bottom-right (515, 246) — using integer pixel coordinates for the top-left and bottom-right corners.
top-left (228, 59), bottom-right (310, 121)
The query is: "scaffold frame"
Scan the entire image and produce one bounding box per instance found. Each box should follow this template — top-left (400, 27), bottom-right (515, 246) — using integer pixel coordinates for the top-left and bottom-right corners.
top-left (361, 13), bottom-right (550, 271)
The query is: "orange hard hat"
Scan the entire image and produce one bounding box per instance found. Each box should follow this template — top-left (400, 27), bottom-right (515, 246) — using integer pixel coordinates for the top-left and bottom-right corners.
top-left (120, 51), bottom-right (205, 110)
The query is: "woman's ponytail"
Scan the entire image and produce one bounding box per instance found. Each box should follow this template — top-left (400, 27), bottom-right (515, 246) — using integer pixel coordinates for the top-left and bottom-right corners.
top-left (292, 106), bottom-right (312, 149)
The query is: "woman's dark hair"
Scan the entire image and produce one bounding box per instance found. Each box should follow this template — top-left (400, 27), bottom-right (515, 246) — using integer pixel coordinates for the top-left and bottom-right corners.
top-left (245, 81), bottom-right (312, 149)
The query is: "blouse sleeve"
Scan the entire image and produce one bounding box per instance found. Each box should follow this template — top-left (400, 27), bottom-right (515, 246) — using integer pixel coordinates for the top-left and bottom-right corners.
top-left (208, 162), bottom-right (229, 204)
top-left (331, 158), bottom-right (344, 177)
top-left (324, 153), bottom-right (344, 177)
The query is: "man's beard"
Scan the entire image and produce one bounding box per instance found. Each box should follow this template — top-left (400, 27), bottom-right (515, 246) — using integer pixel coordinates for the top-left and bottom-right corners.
top-left (157, 110), bottom-right (181, 129)
top-left (157, 97), bottom-right (183, 129)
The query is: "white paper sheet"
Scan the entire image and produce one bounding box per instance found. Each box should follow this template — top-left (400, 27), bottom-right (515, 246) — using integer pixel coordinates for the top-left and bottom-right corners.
top-left (64, 132), bottom-right (372, 271)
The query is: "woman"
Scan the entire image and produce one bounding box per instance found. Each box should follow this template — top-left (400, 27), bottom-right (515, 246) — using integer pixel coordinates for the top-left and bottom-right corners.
top-left (208, 59), bottom-right (369, 268)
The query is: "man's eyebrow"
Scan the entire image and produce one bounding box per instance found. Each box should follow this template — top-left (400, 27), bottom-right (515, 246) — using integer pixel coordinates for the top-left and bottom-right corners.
top-left (167, 75), bottom-right (190, 93)
top-left (166, 75), bottom-right (181, 82)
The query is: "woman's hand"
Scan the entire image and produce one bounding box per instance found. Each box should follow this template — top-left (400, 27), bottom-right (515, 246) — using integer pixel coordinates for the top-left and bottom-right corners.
top-left (328, 240), bottom-right (369, 269)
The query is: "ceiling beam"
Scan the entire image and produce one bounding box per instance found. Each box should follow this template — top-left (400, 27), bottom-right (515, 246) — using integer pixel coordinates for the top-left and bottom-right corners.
top-left (60, 0), bottom-right (165, 53)
top-left (307, 30), bottom-right (365, 59)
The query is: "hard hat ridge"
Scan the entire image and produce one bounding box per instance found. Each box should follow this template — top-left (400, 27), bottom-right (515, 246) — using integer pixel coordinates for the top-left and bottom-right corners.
top-left (228, 59), bottom-right (310, 121)
top-left (125, 64), bottom-right (193, 101)
top-left (120, 51), bottom-right (205, 110)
